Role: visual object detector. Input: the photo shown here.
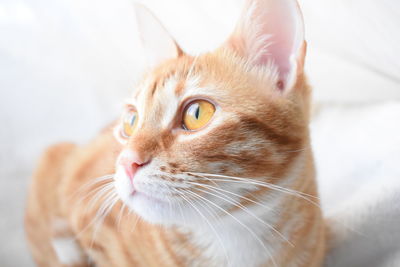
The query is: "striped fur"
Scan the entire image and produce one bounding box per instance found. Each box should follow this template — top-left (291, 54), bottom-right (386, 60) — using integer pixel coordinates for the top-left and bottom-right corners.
top-left (25, 1), bottom-right (325, 266)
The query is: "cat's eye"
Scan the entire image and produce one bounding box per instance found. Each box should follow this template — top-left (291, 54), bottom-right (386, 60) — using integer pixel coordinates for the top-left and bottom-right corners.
top-left (121, 108), bottom-right (138, 138)
top-left (183, 100), bottom-right (215, 131)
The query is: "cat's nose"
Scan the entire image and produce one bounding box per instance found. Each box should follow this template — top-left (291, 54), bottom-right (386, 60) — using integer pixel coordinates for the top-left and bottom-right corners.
top-left (118, 150), bottom-right (151, 182)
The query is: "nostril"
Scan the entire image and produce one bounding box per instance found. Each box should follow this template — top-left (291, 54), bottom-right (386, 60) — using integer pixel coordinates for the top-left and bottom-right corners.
top-left (136, 159), bottom-right (151, 168)
top-left (118, 150), bottom-right (152, 181)
top-left (123, 160), bottom-right (151, 182)
top-left (131, 162), bottom-right (140, 169)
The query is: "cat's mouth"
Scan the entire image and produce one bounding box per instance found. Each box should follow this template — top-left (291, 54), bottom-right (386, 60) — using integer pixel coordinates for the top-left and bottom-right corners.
top-left (130, 189), bottom-right (167, 204)
top-left (114, 163), bottom-right (176, 204)
top-left (113, 166), bottom-right (186, 224)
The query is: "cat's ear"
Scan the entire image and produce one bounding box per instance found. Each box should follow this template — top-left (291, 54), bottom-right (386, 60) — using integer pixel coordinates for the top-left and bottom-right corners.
top-left (134, 4), bottom-right (183, 67)
top-left (226, 0), bottom-right (305, 91)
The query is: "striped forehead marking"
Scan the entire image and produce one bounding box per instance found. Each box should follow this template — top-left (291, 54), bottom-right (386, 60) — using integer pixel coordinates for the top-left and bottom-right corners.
top-left (137, 75), bottom-right (196, 129)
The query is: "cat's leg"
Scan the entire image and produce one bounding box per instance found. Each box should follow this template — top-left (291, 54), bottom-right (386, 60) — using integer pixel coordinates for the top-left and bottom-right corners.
top-left (25, 143), bottom-right (90, 267)
top-left (50, 216), bottom-right (89, 267)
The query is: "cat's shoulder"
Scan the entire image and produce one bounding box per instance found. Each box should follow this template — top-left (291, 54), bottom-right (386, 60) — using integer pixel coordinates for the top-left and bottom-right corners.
top-left (33, 122), bottom-right (120, 193)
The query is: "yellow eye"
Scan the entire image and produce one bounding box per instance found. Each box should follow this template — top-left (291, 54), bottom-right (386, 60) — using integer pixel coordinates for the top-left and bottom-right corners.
top-left (121, 109), bottom-right (138, 137)
top-left (183, 100), bottom-right (215, 131)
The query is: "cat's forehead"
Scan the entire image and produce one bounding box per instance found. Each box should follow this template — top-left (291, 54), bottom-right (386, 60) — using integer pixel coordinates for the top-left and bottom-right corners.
top-left (131, 57), bottom-right (215, 127)
top-left (135, 57), bottom-right (203, 98)
top-left (137, 70), bottom-right (199, 100)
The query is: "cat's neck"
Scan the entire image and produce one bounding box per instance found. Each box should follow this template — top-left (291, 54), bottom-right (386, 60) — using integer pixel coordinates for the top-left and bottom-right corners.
top-left (172, 150), bottom-right (325, 267)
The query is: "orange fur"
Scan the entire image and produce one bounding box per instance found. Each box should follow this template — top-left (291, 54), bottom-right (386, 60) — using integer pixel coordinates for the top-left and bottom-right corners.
top-left (25, 1), bottom-right (325, 266)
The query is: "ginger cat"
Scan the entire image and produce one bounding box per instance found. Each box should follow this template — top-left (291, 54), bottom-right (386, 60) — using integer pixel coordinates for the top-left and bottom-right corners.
top-left (25, 0), bottom-right (326, 266)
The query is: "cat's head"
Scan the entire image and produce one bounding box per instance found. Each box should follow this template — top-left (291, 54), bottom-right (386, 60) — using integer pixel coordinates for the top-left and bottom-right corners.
top-left (113, 0), bottom-right (309, 225)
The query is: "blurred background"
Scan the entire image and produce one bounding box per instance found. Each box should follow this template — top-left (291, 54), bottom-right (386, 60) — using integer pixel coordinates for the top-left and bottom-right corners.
top-left (0, 0), bottom-right (399, 266)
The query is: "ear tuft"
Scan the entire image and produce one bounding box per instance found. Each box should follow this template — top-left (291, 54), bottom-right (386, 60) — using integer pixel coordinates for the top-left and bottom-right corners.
top-left (134, 4), bottom-right (182, 67)
top-left (226, 0), bottom-right (305, 91)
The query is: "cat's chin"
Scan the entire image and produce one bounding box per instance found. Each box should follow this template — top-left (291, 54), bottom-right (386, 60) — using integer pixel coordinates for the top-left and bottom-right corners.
top-left (123, 191), bottom-right (179, 225)
top-left (113, 174), bottom-right (182, 225)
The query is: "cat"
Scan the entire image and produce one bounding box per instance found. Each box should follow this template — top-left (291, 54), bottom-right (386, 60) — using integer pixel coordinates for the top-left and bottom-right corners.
top-left (25, 0), bottom-right (326, 266)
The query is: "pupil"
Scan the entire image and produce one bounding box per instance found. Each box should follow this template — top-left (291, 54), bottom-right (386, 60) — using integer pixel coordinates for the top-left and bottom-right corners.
top-left (195, 106), bottom-right (200, 119)
top-left (130, 114), bottom-right (136, 125)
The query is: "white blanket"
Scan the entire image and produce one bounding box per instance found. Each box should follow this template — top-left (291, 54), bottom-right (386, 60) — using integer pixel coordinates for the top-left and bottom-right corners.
top-left (312, 103), bottom-right (400, 267)
top-left (0, 0), bottom-right (399, 266)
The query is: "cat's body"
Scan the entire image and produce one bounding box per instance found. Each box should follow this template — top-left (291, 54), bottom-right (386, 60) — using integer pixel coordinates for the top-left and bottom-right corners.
top-left (25, 0), bottom-right (326, 266)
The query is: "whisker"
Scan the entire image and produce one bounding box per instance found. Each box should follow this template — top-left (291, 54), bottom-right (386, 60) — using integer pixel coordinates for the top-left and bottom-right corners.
top-left (186, 172), bottom-right (320, 209)
top-left (90, 192), bottom-right (119, 249)
top-left (69, 174), bottom-right (115, 201)
top-left (176, 190), bottom-right (230, 266)
top-left (176, 200), bottom-right (187, 226)
top-left (85, 183), bottom-right (115, 213)
top-left (209, 179), bottom-right (321, 209)
top-left (94, 192), bottom-right (119, 222)
top-left (189, 172), bottom-right (318, 200)
top-left (186, 180), bottom-right (278, 214)
top-left (188, 185), bottom-right (293, 247)
top-left (76, 182), bottom-right (114, 208)
top-left (183, 189), bottom-right (278, 267)
top-left (116, 202), bottom-right (127, 232)
top-left (129, 212), bottom-right (141, 233)
top-left (74, 184), bottom-right (115, 240)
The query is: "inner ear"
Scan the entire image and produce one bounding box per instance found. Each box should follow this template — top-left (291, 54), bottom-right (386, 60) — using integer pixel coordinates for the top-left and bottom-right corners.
top-left (225, 0), bottom-right (305, 91)
top-left (134, 4), bottom-right (183, 67)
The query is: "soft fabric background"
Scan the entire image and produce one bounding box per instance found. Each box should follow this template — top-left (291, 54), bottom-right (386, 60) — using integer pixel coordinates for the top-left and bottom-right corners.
top-left (0, 0), bottom-right (399, 266)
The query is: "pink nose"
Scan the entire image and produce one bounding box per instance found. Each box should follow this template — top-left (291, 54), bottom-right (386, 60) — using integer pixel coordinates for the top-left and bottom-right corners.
top-left (118, 150), bottom-right (150, 182)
